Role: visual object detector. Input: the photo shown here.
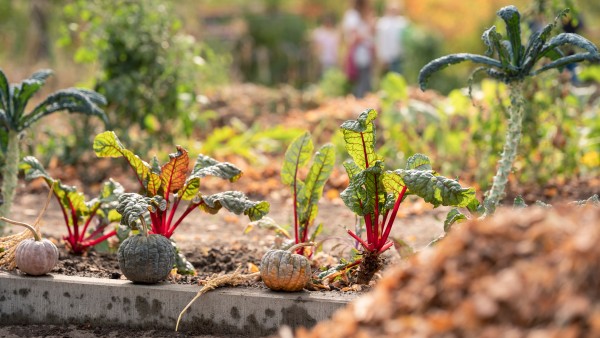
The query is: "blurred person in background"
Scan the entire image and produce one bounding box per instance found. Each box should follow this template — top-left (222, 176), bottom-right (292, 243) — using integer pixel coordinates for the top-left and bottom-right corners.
top-left (342, 0), bottom-right (375, 98)
top-left (376, 0), bottom-right (408, 75)
top-left (311, 13), bottom-right (340, 78)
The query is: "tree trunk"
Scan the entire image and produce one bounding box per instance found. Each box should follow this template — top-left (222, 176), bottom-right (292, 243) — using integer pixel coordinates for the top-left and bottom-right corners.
top-left (0, 130), bottom-right (21, 233)
top-left (484, 81), bottom-right (525, 215)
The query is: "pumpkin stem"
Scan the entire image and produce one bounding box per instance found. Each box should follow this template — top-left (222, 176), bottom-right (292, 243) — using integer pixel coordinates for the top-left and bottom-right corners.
top-left (0, 217), bottom-right (42, 241)
top-left (139, 216), bottom-right (149, 237)
top-left (287, 242), bottom-right (314, 253)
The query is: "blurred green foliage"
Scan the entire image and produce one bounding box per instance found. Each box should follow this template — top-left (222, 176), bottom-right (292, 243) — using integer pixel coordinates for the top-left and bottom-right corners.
top-left (317, 68), bottom-right (350, 98)
top-left (59, 0), bottom-right (231, 151)
top-left (240, 9), bottom-right (308, 87)
top-left (377, 72), bottom-right (600, 192)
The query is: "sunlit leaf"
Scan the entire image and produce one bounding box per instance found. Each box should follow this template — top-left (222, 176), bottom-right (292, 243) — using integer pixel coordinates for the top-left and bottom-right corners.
top-left (281, 131), bottom-right (313, 186)
top-left (94, 131), bottom-right (161, 194)
top-left (340, 109), bottom-right (379, 170)
top-left (405, 153), bottom-right (432, 171)
top-left (160, 146), bottom-right (189, 196)
top-left (300, 143), bottom-right (335, 225)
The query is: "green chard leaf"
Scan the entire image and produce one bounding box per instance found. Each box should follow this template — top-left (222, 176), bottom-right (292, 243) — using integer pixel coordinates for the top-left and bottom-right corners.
top-left (340, 109), bottom-right (379, 170)
top-left (398, 169), bottom-right (476, 208)
top-left (405, 153), bottom-right (432, 171)
top-left (281, 131), bottom-right (313, 187)
top-left (21, 156), bottom-right (88, 225)
top-left (180, 177), bottom-right (200, 201)
top-left (340, 161), bottom-right (385, 216)
top-left (21, 156), bottom-right (123, 229)
top-left (343, 159), bottom-right (362, 180)
top-left (444, 208), bottom-right (467, 232)
top-left (191, 154), bottom-right (242, 182)
top-left (200, 191), bottom-right (269, 221)
top-left (299, 143), bottom-right (335, 225)
top-left (100, 178), bottom-right (125, 202)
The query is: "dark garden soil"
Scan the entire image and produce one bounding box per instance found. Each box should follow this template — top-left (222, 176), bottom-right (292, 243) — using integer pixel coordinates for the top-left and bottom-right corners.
top-left (4, 171), bottom-right (598, 286)
top-left (5, 190), bottom-right (447, 288)
top-left (0, 324), bottom-right (246, 338)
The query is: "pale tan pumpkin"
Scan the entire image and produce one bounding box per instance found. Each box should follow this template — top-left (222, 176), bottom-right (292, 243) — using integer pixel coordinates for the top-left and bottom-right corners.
top-left (260, 242), bottom-right (313, 292)
top-left (15, 237), bottom-right (59, 275)
top-left (0, 216), bottom-right (59, 276)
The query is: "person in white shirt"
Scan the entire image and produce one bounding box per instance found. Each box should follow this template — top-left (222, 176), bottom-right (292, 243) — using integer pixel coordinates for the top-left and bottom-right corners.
top-left (376, 1), bottom-right (408, 74)
top-left (342, 0), bottom-right (375, 98)
top-left (311, 14), bottom-right (340, 77)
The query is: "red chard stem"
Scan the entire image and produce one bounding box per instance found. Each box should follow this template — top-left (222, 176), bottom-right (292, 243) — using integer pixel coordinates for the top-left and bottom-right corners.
top-left (347, 229), bottom-right (371, 251)
top-left (380, 185), bottom-right (407, 248)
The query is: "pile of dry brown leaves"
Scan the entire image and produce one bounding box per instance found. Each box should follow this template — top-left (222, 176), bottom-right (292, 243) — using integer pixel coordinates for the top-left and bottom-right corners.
top-left (296, 205), bottom-right (600, 337)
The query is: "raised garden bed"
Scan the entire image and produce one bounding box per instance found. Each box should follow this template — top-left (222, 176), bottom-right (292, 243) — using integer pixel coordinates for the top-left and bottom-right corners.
top-left (0, 271), bottom-right (356, 337)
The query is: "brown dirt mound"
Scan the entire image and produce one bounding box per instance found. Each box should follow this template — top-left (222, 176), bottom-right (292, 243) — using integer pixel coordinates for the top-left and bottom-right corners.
top-left (297, 205), bottom-right (600, 338)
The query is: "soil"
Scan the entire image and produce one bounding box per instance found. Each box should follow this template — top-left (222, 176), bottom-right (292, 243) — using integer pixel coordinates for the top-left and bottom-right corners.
top-left (0, 324), bottom-right (245, 338)
top-left (4, 187), bottom-right (451, 280)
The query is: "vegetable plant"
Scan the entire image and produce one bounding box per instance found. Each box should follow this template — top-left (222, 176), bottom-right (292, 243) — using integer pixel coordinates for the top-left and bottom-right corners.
top-left (340, 109), bottom-right (476, 284)
top-left (19, 156), bottom-right (123, 254)
top-left (281, 131), bottom-right (334, 254)
top-left (93, 131), bottom-right (270, 248)
top-left (0, 68), bottom-right (107, 232)
top-left (418, 5), bottom-right (600, 215)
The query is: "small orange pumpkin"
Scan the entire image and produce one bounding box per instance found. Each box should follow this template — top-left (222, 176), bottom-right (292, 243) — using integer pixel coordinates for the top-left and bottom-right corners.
top-left (260, 242), bottom-right (313, 292)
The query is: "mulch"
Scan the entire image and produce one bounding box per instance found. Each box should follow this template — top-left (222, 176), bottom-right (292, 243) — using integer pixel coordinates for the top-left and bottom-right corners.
top-left (297, 204), bottom-right (600, 338)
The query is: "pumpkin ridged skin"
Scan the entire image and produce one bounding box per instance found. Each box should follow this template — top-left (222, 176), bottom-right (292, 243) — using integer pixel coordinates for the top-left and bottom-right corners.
top-left (118, 234), bottom-right (175, 284)
top-left (260, 249), bottom-right (311, 292)
top-left (15, 238), bottom-right (59, 276)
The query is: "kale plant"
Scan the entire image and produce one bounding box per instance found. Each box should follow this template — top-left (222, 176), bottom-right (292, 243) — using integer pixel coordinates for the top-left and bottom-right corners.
top-left (0, 69), bottom-right (107, 232)
top-left (418, 6), bottom-right (600, 215)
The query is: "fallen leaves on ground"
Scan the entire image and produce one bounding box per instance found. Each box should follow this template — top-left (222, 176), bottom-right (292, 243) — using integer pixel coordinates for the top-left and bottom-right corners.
top-left (297, 205), bottom-right (600, 337)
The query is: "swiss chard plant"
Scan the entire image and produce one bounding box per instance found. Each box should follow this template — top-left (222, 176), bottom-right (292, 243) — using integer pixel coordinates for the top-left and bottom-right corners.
top-left (280, 131), bottom-right (335, 255)
top-left (19, 156), bottom-right (123, 254)
top-left (340, 109), bottom-right (476, 284)
top-left (0, 69), bottom-right (107, 232)
top-left (93, 131), bottom-right (270, 252)
top-left (418, 6), bottom-right (600, 215)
